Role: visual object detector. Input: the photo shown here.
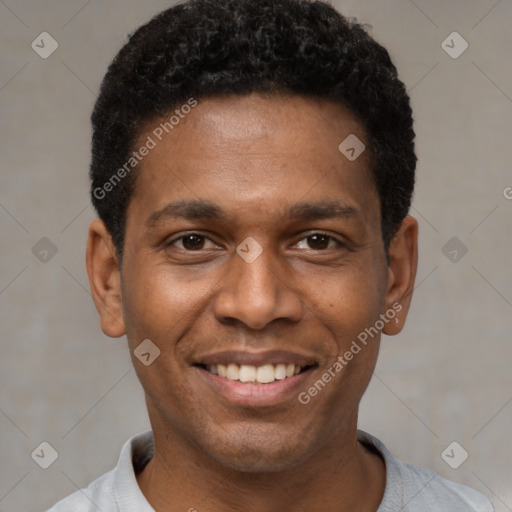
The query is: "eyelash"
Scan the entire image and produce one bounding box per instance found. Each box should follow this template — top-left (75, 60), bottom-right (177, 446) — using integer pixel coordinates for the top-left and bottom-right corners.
top-left (167, 232), bottom-right (346, 251)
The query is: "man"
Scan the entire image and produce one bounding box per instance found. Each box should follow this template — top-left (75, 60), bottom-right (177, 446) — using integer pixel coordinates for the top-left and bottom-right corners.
top-left (48, 0), bottom-right (494, 510)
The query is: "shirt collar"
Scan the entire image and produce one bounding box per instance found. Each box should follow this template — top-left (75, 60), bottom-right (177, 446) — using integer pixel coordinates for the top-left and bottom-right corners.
top-left (113, 429), bottom-right (396, 511)
top-left (357, 429), bottom-right (402, 511)
top-left (114, 430), bottom-right (155, 511)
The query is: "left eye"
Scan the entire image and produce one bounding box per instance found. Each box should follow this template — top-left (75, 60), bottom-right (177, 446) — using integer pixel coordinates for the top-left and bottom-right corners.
top-left (296, 234), bottom-right (340, 250)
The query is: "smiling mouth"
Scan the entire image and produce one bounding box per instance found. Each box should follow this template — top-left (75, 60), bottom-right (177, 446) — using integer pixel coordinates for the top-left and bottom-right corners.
top-left (197, 363), bottom-right (317, 384)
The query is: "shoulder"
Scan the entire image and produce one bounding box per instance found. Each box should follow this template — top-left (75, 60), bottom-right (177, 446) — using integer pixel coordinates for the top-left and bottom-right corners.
top-left (46, 430), bottom-right (155, 512)
top-left (46, 469), bottom-right (117, 511)
top-left (357, 430), bottom-right (494, 512)
top-left (393, 456), bottom-right (494, 511)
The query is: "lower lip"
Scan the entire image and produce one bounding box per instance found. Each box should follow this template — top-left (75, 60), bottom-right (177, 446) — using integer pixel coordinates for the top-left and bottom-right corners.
top-left (195, 366), bottom-right (315, 407)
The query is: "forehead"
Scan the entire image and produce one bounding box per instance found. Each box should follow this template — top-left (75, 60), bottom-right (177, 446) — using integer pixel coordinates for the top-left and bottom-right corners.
top-left (128, 94), bottom-right (380, 229)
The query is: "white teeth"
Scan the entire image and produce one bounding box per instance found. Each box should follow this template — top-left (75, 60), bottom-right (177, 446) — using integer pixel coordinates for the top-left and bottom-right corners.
top-left (226, 364), bottom-right (240, 380)
top-left (206, 363), bottom-right (307, 383)
top-left (256, 364), bottom-right (275, 384)
top-left (239, 365), bottom-right (256, 382)
top-left (274, 363), bottom-right (287, 380)
top-left (217, 364), bottom-right (227, 378)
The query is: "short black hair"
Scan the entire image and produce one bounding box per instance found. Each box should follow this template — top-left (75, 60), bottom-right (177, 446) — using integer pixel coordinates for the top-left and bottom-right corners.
top-left (90, 0), bottom-right (416, 262)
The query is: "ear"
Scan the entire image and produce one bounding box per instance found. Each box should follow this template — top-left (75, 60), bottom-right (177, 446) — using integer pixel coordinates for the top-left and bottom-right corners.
top-left (382, 215), bottom-right (418, 336)
top-left (86, 219), bottom-right (126, 338)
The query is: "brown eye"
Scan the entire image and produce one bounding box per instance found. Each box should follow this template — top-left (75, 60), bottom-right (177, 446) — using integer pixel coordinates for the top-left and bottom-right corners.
top-left (180, 234), bottom-right (206, 250)
top-left (296, 233), bottom-right (342, 251)
top-left (306, 234), bottom-right (331, 250)
top-left (183, 235), bottom-right (204, 251)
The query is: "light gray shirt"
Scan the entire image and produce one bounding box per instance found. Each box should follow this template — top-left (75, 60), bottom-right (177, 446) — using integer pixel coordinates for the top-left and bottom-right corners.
top-left (47, 430), bottom-right (494, 511)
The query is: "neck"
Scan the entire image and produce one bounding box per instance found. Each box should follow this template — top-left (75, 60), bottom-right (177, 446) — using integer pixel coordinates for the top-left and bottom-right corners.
top-left (136, 417), bottom-right (385, 512)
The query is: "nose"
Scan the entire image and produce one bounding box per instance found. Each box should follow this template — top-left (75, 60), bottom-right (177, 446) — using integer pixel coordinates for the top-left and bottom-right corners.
top-left (213, 246), bottom-right (303, 330)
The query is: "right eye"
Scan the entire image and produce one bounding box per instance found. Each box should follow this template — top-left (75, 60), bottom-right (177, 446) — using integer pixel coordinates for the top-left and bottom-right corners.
top-left (168, 233), bottom-right (217, 251)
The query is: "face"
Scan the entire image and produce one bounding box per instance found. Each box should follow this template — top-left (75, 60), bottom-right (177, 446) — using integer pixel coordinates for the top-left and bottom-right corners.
top-left (87, 94), bottom-right (417, 473)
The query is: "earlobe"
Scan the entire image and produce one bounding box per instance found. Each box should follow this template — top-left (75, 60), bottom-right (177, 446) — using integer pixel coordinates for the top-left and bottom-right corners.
top-left (85, 219), bottom-right (126, 338)
top-left (382, 216), bottom-right (418, 336)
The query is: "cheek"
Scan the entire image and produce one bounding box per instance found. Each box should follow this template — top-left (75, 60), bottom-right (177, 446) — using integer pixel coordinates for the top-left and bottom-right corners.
top-left (120, 267), bottom-right (194, 408)
top-left (304, 269), bottom-right (384, 414)
top-left (120, 273), bottom-right (168, 344)
top-left (121, 263), bottom-right (191, 335)
top-left (308, 264), bottom-right (386, 349)
top-left (120, 261), bottom-right (223, 366)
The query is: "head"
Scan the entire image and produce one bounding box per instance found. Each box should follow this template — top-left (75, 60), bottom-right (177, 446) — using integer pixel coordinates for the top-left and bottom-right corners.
top-left (87, 0), bottom-right (418, 473)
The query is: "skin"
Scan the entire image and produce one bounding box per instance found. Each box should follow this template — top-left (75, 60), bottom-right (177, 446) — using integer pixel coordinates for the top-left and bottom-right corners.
top-left (86, 94), bottom-right (418, 512)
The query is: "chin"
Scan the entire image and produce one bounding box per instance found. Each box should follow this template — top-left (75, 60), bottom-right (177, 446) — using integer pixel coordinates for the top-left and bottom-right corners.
top-left (197, 424), bottom-right (314, 473)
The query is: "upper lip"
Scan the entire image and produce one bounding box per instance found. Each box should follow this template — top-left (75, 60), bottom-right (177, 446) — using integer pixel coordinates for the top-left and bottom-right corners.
top-left (195, 350), bottom-right (318, 367)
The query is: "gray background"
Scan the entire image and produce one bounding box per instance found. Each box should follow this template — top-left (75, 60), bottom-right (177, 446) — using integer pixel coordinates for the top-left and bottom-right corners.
top-left (1, 0), bottom-right (511, 511)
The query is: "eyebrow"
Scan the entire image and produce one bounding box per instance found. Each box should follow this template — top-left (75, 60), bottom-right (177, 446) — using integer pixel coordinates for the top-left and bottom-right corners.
top-left (283, 200), bottom-right (359, 222)
top-left (146, 200), bottom-right (227, 227)
top-left (145, 199), bottom-right (359, 227)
